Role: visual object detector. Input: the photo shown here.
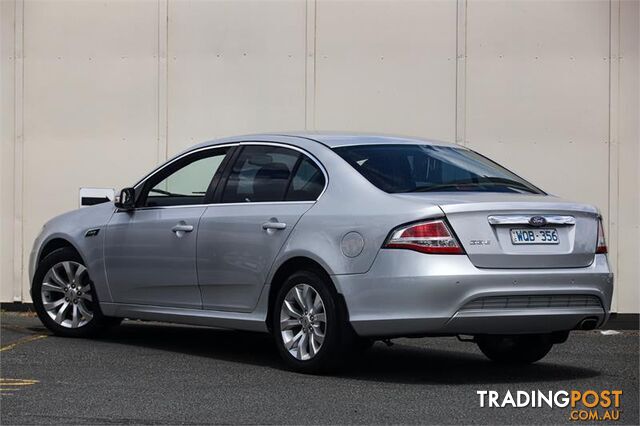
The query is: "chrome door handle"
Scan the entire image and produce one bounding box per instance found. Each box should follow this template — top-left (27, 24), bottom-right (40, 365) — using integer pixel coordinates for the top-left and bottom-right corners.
top-left (262, 222), bottom-right (287, 231)
top-left (171, 224), bottom-right (194, 233)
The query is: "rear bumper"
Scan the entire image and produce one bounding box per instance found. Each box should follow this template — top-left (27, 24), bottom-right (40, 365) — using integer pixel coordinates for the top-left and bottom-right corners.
top-left (332, 252), bottom-right (613, 338)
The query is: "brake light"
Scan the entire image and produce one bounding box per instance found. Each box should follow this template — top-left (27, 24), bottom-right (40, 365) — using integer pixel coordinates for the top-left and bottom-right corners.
top-left (596, 219), bottom-right (607, 254)
top-left (384, 219), bottom-right (464, 254)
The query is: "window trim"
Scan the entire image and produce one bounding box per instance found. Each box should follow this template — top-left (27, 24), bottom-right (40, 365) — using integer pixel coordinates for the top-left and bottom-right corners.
top-left (130, 141), bottom-right (328, 210)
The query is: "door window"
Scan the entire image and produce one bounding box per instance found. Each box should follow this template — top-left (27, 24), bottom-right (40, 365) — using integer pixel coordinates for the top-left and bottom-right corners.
top-left (142, 148), bottom-right (229, 207)
top-left (221, 145), bottom-right (324, 203)
top-left (222, 146), bottom-right (299, 203)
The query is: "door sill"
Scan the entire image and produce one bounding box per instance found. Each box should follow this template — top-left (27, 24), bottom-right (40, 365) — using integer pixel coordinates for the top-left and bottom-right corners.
top-left (100, 302), bottom-right (268, 333)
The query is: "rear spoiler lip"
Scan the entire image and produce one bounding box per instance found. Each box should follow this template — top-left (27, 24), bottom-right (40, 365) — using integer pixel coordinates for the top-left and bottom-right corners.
top-left (437, 201), bottom-right (599, 215)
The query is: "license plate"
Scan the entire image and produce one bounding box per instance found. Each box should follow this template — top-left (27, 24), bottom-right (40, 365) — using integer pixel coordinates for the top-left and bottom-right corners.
top-left (510, 228), bottom-right (559, 245)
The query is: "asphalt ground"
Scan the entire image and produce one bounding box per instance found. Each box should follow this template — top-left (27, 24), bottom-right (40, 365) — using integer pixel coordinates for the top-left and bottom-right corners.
top-left (1, 312), bottom-right (638, 425)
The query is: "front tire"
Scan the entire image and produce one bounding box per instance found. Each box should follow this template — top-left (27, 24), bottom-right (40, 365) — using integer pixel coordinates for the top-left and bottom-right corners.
top-left (273, 270), bottom-right (353, 373)
top-left (32, 247), bottom-right (120, 337)
top-left (476, 334), bottom-right (553, 364)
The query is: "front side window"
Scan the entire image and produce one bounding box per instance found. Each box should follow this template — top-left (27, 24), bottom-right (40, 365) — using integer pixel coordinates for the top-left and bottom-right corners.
top-left (142, 148), bottom-right (228, 207)
top-left (221, 146), bottom-right (325, 203)
top-left (334, 144), bottom-right (543, 194)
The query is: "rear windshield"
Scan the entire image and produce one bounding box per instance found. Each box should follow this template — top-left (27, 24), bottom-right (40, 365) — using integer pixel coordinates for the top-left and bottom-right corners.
top-left (333, 144), bottom-right (543, 194)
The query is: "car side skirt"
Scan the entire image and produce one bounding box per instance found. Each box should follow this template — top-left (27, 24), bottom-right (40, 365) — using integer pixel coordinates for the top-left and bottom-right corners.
top-left (101, 302), bottom-right (269, 332)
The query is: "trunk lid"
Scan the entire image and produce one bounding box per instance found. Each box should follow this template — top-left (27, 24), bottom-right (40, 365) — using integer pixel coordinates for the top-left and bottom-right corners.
top-left (394, 193), bottom-right (600, 269)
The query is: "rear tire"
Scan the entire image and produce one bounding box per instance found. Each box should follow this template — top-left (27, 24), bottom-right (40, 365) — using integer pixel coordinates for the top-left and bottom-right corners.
top-left (273, 270), bottom-right (354, 373)
top-left (32, 247), bottom-right (121, 337)
top-left (476, 334), bottom-right (553, 364)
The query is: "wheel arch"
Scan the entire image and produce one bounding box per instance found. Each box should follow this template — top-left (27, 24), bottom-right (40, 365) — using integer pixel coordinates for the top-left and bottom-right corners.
top-left (266, 256), bottom-right (343, 333)
top-left (37, 237), bottom-right (82, 267)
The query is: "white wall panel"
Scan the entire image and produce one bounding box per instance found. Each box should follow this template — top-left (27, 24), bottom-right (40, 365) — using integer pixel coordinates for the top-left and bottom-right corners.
top-left (1, 0), bottom-right (16, 302)
top-left (167, 0), bottom-right (307, 155)
top-left (616, 0), bottom-right (640, 313)
top-left (21, 0), bottom-right (160, 298)
top-left (466, 0), bottom-right (610, 211)
top-left (314, 0), bottom-right (457, 140)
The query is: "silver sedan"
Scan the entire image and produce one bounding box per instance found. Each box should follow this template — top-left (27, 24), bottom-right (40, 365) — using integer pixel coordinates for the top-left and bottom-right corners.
top-left (30, 133), bottom-right (613, 373)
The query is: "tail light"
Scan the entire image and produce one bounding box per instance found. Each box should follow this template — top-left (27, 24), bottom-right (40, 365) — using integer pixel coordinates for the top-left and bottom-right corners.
top-left (596, 218), bottom-right (607, 254)
top-left (384, 219), bottom-right (464, 254)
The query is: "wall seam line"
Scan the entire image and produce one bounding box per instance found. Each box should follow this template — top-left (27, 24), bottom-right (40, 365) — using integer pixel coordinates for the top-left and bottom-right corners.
top-left (455, 0), bottom-right (467, 146)
top-left (13, 0), bottom-right (24, 302)
top-left (608, 0), bottom-right (621, 312)
top-left (157, 0), bottom-right (168, 164)
top-left (305, 0), bottom-right (316, 131)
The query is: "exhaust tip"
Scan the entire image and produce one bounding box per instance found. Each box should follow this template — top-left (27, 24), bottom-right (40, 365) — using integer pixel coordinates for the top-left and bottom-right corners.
top-left (577, 317), bottom-right (599, 330)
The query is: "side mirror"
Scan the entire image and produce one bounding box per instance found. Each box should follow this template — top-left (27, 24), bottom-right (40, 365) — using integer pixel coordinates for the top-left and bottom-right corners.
top-left (114, 187), bottom-right (136, 210)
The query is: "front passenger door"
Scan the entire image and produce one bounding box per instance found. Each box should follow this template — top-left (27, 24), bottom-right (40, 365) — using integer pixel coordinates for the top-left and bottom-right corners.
top-left (104, 147), bottom-right (231, 308)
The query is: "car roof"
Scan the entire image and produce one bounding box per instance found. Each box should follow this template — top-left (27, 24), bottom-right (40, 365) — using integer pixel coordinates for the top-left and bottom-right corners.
top-left (192, 132), bottom-right (459, 150)
top-left (269, 132), bottom-right (458, 148)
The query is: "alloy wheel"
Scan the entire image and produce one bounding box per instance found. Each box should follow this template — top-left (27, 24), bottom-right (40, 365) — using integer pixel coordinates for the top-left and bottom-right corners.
top-left (41, 261), bottom-right (94, 328)
top-left (279, 283), bottom-right (327, 361)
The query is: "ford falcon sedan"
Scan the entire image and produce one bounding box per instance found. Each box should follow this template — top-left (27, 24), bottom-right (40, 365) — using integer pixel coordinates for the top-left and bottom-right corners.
top-left (30, 133), bottom-right (613, 373)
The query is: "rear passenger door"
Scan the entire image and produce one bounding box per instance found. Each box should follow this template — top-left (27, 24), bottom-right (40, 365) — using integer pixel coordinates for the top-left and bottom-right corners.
top-left (197, 144), bottom-right (326, 312)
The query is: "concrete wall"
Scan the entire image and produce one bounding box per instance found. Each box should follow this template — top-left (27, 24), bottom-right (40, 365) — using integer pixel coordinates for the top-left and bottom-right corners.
top-left (1, 0), bottom-right (638, 312)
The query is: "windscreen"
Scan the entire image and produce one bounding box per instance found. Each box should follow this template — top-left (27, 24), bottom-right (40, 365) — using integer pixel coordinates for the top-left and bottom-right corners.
top-left (333, 144), bottom-right (544, 194)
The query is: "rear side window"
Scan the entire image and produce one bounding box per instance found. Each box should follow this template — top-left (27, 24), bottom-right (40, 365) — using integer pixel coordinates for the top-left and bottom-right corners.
top-left (285, 157), bottom-right (325, 201)
top-left (333, 144), bottom-right (543, 194)
top-left (221, 145), bottom-right (325, 203)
